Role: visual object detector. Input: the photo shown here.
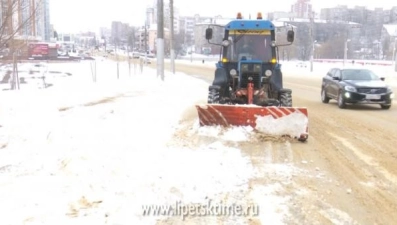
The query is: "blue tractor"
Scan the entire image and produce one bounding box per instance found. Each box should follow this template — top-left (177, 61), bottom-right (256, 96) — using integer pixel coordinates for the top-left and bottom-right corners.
top-left (195, 12), bottom-right (309, 142)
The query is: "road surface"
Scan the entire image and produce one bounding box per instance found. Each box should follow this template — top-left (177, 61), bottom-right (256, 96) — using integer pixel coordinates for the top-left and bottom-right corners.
top-left (149, 61), bottom-right (397, 225)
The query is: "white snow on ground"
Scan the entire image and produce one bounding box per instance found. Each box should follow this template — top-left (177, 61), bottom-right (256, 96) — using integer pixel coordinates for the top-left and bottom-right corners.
top-left (0, 59), bottom-right (303, 224)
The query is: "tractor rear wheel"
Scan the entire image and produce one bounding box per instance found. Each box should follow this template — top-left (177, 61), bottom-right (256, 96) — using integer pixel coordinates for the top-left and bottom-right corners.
top-left (208, 85), bottom-right (220, 104)
top-left (279, 89), bottom-right (292, 107)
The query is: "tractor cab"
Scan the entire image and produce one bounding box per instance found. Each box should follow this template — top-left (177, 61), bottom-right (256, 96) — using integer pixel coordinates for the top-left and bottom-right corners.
top-left (204, 12), bottom-right (295, 105)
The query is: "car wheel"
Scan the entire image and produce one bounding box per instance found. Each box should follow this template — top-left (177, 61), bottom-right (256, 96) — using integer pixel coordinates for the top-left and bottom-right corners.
top-left (321, 88), bottom-right (330, 103)
top-left (337, 92), bottom-right (346, 109)
top-left (380, 104), bottom-right (391, 110)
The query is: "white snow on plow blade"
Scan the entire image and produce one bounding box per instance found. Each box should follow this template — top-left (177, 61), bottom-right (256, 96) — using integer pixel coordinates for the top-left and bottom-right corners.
top-left (255, 111), bottom-right (308, 137)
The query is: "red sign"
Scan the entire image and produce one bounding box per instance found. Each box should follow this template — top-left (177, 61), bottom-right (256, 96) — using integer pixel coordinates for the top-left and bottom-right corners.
top-left (28, 43), bottom-right (49, 56)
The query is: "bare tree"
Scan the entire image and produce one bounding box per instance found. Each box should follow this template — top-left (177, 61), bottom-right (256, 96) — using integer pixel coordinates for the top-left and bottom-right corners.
top-left (317, 36), bottom-right (345, 59)
top-left (1, 0), bottom-right (44, 59)
top-left (382, 38), bottom-right (391, 60)
top-left (174, 28), bottom-right (186, 57)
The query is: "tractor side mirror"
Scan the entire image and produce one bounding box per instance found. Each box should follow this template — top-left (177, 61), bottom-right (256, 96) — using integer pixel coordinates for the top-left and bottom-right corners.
top-left (205, 28), bottom-right (213, 40)
top-left (380, 77), bottom-right (385, 81)
top-left (287, 30), bottom-right (294, 42)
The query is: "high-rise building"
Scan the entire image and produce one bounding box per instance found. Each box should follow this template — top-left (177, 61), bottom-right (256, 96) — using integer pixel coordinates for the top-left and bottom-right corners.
top-left (291, 0), bottom-right (313, 19)
top-left (1, 0), bottom-right (51, 41)
top-left (146, 7), bottom-right (155, 25)
top-left (42, 0), bottom-right (51, 41)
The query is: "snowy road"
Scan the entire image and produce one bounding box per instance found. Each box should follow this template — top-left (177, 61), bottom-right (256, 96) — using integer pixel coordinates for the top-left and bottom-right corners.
top-left (1, 58), bottom-right (397, 225)
top-left (146, 60), bottom-right (397, 225)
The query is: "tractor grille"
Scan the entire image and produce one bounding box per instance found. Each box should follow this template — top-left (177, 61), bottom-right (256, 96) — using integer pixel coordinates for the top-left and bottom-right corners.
top-left (357, 88), bottom-right (387, 94)
top-left (240, 72), bottom-right (261, 88)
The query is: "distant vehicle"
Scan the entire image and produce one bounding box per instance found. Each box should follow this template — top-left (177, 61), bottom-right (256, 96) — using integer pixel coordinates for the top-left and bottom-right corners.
top-left (321, 67), bottom-right (394, 109)
top-left (296, 61), bottom-right (307, 68)
top-left (139, 56), bottom-right (151, 64)
top-left (131, 52), bottom-right (140, 58)
top-left (29, 63), bottom-right (48, 74)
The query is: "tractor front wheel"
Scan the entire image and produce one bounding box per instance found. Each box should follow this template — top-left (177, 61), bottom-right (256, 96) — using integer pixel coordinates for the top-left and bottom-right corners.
top-left (208, 85), bottom-right (220, 104)
top-left (279, 89), bottom-right (292, 107)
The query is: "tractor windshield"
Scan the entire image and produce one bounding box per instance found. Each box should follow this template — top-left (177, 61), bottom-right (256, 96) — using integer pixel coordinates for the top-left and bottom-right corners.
top-left (224, 30), bottom-right (273, 62)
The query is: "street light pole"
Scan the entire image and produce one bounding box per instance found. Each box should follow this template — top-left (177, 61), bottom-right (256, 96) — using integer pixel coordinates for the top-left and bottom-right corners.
top-left (144, 23), bottom-right (148, 65)
top-left (310, 12), bottom-right (314, 72)
top-left (170, 0), bottom-right (175, 74)
top-left (394, 38), bottom-right (397, 72)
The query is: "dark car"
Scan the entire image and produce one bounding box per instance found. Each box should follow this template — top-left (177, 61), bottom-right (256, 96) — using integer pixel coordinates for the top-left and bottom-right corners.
top-left (321, 67), bottom-right (394, 109)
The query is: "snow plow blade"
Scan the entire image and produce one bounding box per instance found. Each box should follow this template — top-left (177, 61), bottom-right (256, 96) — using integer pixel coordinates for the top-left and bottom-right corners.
top-left (195, 104), bottom-right (309, 141)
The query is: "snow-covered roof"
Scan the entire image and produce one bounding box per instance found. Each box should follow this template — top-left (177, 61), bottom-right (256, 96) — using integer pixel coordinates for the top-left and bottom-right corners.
top-left (274, 17), bottom-right (360, 25)
top-left (383, 24), bottom-right (397, 36)
top-left (195, 18), bottom-right (234, 26)
top-left (272, 21), bottom-right (297, 28)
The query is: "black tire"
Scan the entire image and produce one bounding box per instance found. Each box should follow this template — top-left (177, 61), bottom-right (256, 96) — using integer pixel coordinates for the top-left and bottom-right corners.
top-left (321, 88), bottom-right (330, 103)
top-left (208, 86), bottom-right (220, 104)
top-left (298, 137), bottom-right (308, 142)
top-left (337, 92), bottom-right (346, 109)
top-left (279, 89), bottom-right (292, 107)
top-left (380, 104), bottom-right (391, 110)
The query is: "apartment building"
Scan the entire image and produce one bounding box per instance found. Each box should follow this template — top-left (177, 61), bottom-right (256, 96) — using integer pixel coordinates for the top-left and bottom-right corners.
top-left (111, 21), bottom-right (131, 45)
top-left (291, 0), bottom-right (313, 19)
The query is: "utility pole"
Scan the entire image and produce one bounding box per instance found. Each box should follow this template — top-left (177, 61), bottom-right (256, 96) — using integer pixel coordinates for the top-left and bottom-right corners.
top-left (309, 12), bottom-right (314, 72)
top-left (343, 39), bottom-right (351, 67)
top-left (170, 0), bottom-right (175, 74)
top-left (157, 0), bottom-right (165, 80)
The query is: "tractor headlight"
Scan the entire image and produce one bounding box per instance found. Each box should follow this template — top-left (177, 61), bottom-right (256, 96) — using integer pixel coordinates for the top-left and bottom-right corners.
top-left (241, 64), bottom-right (249, 72)
top-left (222, 40), bottom-right (231, 47)
top-left (254, 64), bottom-right (261, 72)
top-left (265, 70), bottom-right (272, 77)
top-left (344, 86), bottom-right (357, 92)
top-left (230, 69), bottom-right (237, 76)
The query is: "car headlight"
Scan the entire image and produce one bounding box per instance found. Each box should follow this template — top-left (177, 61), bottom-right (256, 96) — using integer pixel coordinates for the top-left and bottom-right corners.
top-left (344, 86), bottom-right (357, 92)
top-left (387, 87), bottom-right (392, 93)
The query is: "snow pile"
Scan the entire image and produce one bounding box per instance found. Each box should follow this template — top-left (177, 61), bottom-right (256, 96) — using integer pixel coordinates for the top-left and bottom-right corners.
top-left (255, 112), bottom-right (308, 137)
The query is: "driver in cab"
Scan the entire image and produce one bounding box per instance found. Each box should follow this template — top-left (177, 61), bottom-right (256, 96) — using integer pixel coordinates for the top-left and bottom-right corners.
top-left (237, 36), bottom-right (256, 60)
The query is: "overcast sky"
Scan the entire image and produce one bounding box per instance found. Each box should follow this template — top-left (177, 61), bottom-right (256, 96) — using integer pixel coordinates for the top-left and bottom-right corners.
top-left (50, 0), bottom-right (397, 33)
